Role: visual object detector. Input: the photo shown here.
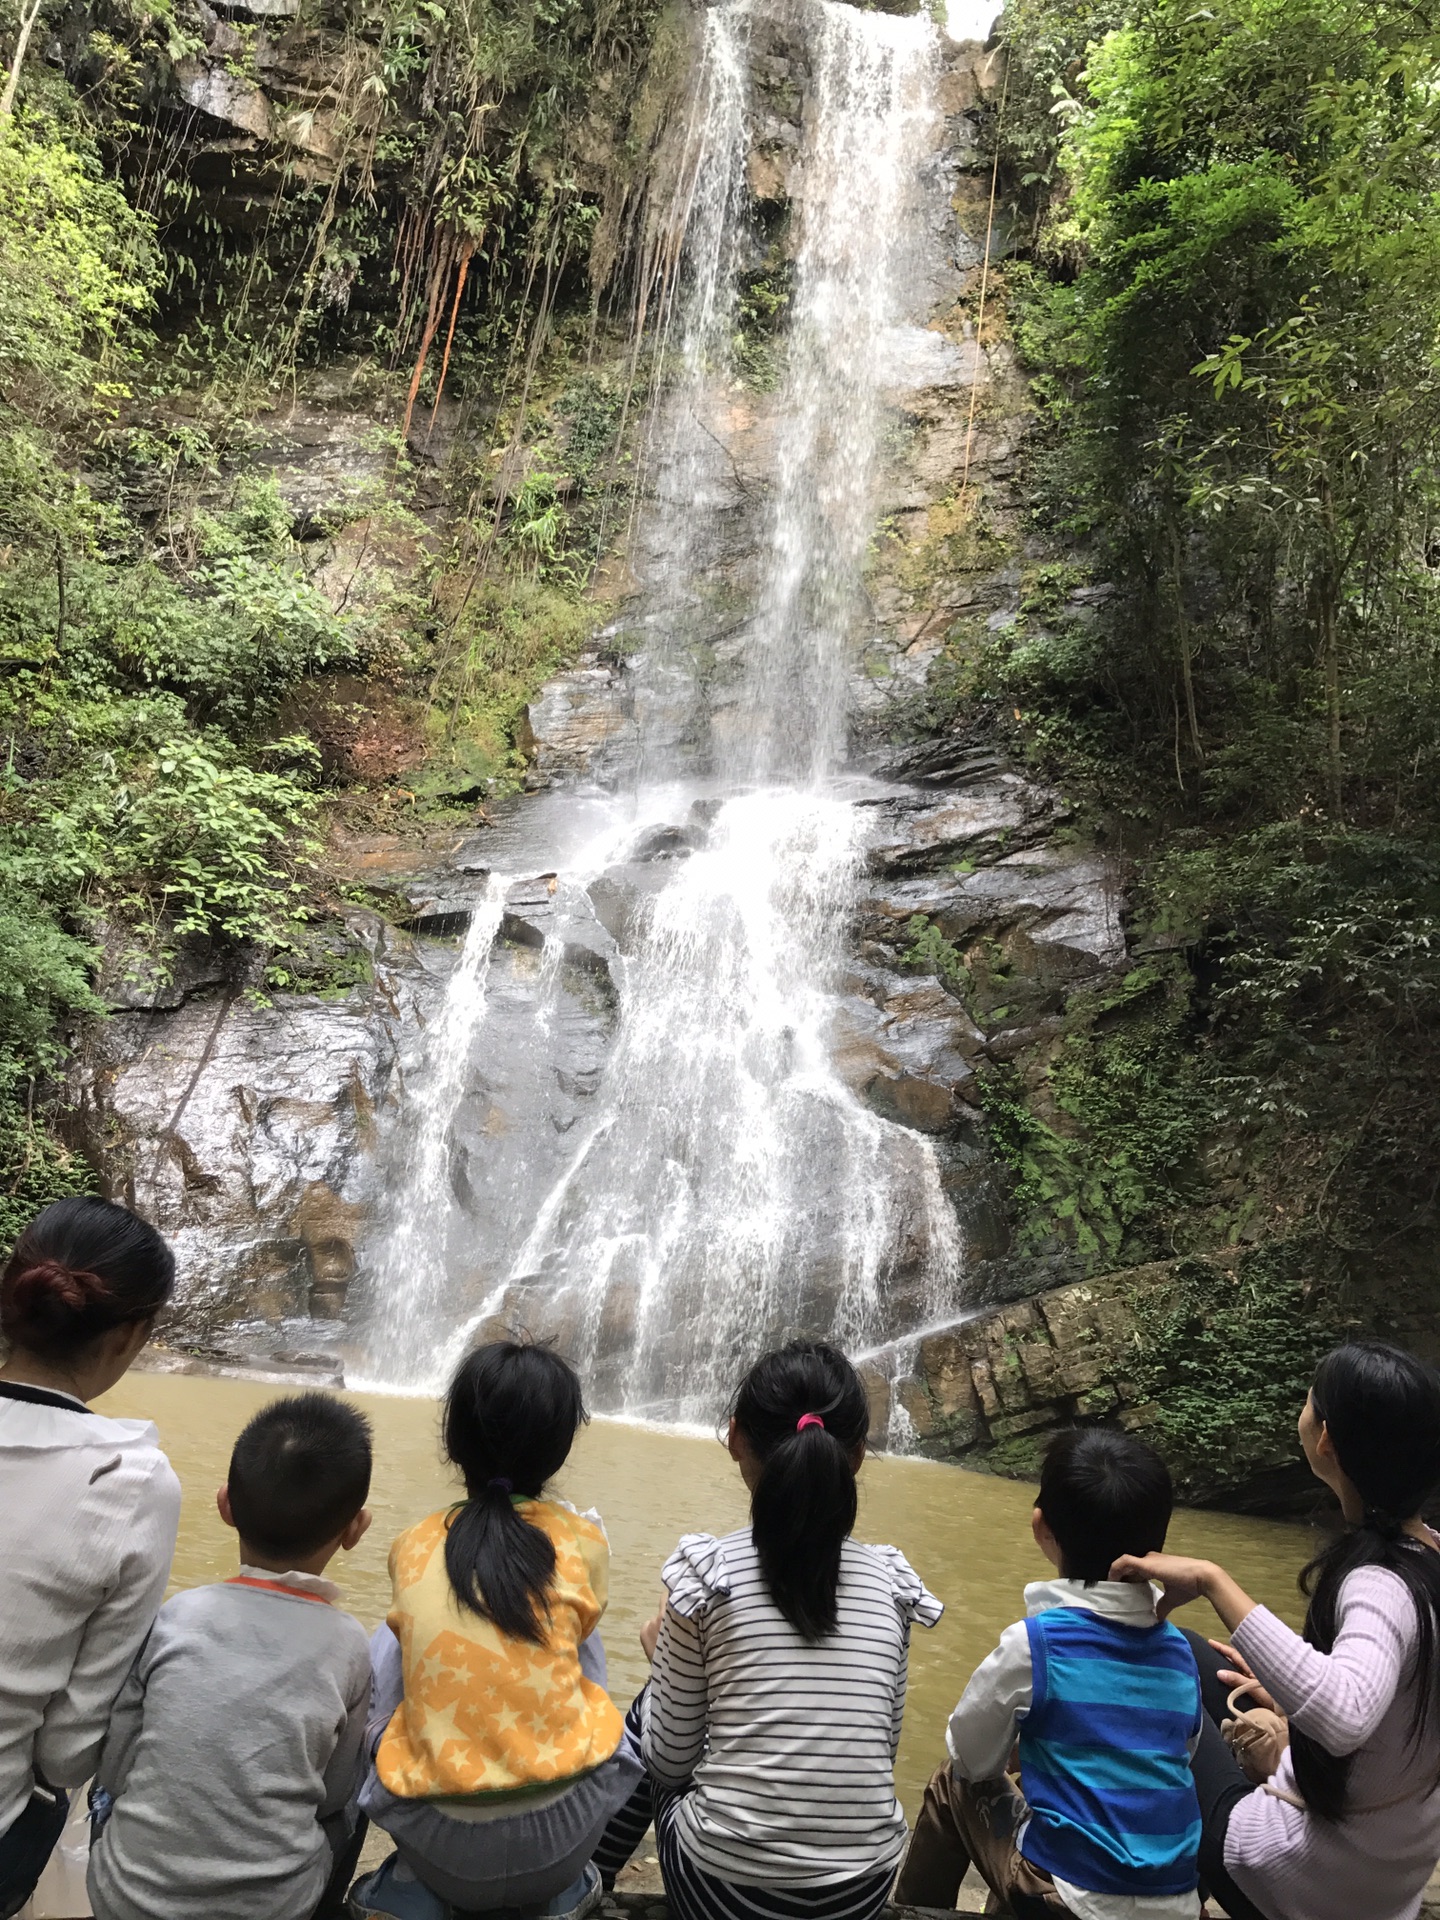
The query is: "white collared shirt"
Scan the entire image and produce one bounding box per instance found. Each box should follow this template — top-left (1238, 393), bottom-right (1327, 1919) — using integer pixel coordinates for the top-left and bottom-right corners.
top-left (947, 1579), bottom-right (1202, 1920)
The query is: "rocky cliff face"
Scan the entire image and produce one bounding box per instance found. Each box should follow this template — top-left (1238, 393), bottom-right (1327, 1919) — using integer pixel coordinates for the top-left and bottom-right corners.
top-left (72, 13), bottom-right (1144, 1451)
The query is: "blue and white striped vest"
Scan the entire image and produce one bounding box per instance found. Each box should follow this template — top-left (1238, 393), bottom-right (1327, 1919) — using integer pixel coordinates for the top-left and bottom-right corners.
top-left (1018, 1604), bottom-right (1203, 1897)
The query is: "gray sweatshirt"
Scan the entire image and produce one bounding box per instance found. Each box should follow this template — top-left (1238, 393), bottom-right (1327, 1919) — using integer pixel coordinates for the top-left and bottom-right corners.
top-left (87, 1575), bottom-right (372, 1920)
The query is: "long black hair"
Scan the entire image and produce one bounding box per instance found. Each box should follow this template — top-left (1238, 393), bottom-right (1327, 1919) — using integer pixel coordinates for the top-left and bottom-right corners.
top-left (1, 1196), bottom-right (174, 1361)
top-left (1290, 1340), bottom-right (1440, 1820)
top-left (733, 1340), bottom-right (869, 1642)
top-left (441, 1340), bottom-right (587, 1645)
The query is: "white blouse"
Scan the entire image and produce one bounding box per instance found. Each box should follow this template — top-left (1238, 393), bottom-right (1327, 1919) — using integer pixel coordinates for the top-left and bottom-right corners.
top-left (0, 1388), bottom-right (180, 1838)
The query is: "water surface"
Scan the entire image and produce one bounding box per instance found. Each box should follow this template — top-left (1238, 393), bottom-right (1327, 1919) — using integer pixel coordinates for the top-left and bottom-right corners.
top-left (101, 1372), bottom-right (1312, 1815)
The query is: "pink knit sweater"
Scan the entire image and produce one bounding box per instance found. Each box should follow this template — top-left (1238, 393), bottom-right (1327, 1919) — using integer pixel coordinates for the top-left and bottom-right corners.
top-left (1225, 1565), bottom-right (1440, 1920)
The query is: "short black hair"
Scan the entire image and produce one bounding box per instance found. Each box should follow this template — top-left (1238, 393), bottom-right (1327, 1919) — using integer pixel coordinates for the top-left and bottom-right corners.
top-left (227, 1393), bottom-right (372, 1560)
top-left (1037, 1427), bottom-right (1173, 1585)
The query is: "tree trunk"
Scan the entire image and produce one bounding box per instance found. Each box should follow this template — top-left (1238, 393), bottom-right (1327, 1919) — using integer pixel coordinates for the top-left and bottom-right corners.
top-left (1319, 477), bottom-right (1343, 820)
top-left (0, 0), bottom-right (44, 117)
top-left (1167, 514), bottom-right (1204, 767)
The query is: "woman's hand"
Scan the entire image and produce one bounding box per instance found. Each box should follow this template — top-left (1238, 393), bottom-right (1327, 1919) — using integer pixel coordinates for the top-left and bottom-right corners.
top-left (1223, 1702), bottom-right (1290, 1783)
top-left (1109, 1552), bottom-right (1260, 1635)
top-left (640, 1606), bottom-right (664, 1663)
top-left (1211, 1639), bottom-right (1278, 1712)
top-left (1110, 1553), bottom-right (1216, 1619)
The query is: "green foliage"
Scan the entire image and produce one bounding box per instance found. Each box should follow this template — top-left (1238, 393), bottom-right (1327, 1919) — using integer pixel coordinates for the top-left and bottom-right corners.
top-left (0, 108), bottom-right (157, 415)
top-left (1151, 827), bottom-right (1440, 1247)
top-left (1006, 0), bottom-right (1440, 821)
top-left (979, 0), bottom-right (1440, 1288)
top-left (1128, 1249), bottom-right (1343, 1497)
top-left (733, 264), bottom-right (792, 391)
top-left (901, 914), bottom-right (970, 993)
top-left (982, 964), bottom-right (1210, 1263)
top-left (504, 469), bottom-right (571, 579)
top-left (0, 1103), bottom-right (92, 1257)
top-left (0, 898), bottom-right (105, 1251)
top-left (108, 734), bottom-right (318, 942)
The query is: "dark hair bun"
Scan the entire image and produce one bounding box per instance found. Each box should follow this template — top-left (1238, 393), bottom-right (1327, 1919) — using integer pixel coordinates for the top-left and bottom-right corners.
top-left (1, 1197), bottom-right (175, 1361)
top-left (6, 1259), bottom-right (109, 1334)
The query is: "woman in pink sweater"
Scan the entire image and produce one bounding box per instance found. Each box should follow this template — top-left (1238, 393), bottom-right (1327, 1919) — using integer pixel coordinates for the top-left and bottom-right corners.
top-left (1112, 1340), bottom-right (1440, 1920)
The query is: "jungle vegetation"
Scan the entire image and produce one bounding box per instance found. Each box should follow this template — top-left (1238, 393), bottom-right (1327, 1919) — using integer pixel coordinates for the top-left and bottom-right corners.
top-left (0, 0), bottom-right (665, 1234)
top-left (964, 0), bottom-right (1440, 1401)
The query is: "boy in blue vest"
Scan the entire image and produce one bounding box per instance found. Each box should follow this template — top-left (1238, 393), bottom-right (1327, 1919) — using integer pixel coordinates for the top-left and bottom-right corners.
top-left (894, 1427), bottom-right (1203, 1920)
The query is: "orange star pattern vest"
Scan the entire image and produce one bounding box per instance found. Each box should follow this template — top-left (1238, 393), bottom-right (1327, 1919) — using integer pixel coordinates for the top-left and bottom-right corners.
top-left (376, 1499), bottom-right (624, 1801)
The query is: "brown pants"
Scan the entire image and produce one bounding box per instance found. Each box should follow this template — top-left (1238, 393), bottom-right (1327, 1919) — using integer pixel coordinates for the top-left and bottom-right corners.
top-left (893, 1766), bottom-right (1070, 1918)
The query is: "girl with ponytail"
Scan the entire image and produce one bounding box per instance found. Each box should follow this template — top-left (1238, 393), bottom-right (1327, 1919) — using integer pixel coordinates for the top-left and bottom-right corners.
top-left (593, 1340), bottom-right (943, 1920)
top-left (350, 1341), bottom-right (642, 1920)
top-left (0, 1196), bottom-right (180, 1918)
top-left (1110, 1339), bottom-right (1440, 1920)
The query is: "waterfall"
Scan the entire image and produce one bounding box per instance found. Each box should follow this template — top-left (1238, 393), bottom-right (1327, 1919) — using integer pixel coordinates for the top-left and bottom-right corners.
top-left (359, 0), bottom-right (964, 1415)
top-left (734, 3), bottom-right (943, 783)
top-left (359, 873), bottom-right (510, 1385)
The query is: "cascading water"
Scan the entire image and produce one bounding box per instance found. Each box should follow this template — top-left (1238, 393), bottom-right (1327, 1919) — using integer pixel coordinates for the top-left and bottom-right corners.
top-left (360, 873), bottom-right (511, 1384)
top-left (359, 0), bottom-right (966, 1418)
top-left (732, 3), bottom-right (942, 783)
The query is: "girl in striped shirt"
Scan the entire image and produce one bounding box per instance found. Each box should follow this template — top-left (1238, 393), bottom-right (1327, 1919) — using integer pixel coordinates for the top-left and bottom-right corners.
top-left (596, 1340), bottom-right (943, 1920)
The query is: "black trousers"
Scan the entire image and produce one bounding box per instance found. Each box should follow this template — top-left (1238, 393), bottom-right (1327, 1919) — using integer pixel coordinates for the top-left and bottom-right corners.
top-left (0, 1786), bottom-right (70, 1920)
top-left (1181, 1628), bottom-right (1272, 1920)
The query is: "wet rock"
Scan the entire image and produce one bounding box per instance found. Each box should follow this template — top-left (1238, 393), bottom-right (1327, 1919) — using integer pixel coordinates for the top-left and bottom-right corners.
top-left (518, 658), bottom-right (633, 785)
top-left (861, 776), bottom-right (1058, 872)
top-left (93, 926), bottom-right (232, 1013)
top-left (877, 326), bottom-right (985, 393)
top-left (175, 56), bottom-right (273, 138)
top-left (857, 847), bottom-right (1128, 981)
top-left (76, 968), bottom-right (420, 1345)
top-left (833, 966), bottom-right (986, 1132)
top-left (869, 1259), bottom-right (1189, 1470)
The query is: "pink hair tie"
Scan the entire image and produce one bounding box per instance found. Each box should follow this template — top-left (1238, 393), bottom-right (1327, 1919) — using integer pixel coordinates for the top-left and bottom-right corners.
top-left (796, 1413), bottom-right (825, 1432)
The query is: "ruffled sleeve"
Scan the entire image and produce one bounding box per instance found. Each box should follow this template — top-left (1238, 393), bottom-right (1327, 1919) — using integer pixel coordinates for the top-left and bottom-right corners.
top-left (661, 1533), bottom-right (732, 1619)
top-left (870, 1543), bottom-right (944, 1627)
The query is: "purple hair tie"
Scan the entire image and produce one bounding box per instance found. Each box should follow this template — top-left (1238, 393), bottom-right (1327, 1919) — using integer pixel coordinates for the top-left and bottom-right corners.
top-left (488, 1477), bottom-right (513, 1493)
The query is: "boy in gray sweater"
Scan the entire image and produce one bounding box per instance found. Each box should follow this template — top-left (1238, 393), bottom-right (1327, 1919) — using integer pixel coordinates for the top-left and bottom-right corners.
top-left (88, 1393), bottom-right (375, 1920)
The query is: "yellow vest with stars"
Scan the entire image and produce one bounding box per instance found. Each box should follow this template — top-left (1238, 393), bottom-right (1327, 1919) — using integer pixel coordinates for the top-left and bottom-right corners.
top-left (376, 1499), bottom-right (623, 1801)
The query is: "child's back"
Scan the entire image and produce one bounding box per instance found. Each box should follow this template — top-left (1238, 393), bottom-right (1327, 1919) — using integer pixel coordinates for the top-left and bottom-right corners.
top-left (88, 1576), bottom-right (371, 1920)
top-left (896, 1427), bottom-right (1202, 1920)
top-left (87, 1392), bottom-right (374, 1920)
top-left (373, 1493), bottom-right (619, 1799)
top-left (1011, 1579), bottom-right (1201, 1897)
top-left (650, 1524), bottom-right (940, 1884)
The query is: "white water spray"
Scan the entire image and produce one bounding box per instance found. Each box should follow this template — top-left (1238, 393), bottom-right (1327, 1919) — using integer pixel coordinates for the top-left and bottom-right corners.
top-left (360, 0), bottom-right (964, 1415)
top-left (360, 873), bottom-right (509, 1385)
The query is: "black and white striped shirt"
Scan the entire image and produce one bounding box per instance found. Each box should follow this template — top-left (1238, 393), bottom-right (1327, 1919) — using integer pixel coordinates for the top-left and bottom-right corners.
top-left (641, 1528), bottom-right (943, 1887)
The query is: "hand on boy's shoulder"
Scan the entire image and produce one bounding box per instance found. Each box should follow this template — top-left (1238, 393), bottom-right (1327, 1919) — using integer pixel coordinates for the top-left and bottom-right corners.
top-left (1107, 1552), bottom-right (1210, 1620)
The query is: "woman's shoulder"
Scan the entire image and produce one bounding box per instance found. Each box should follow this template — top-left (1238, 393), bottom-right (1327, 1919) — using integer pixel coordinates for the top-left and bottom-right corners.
top-left (0, 1400), bottom-right (179, 1500)
top-left (849, 1540), bottom-right (945, 1626)
top-left (1328, 1555), bottom-right (1440, 1659)
top-left (1337, 1556), bottom-right (1433, 1620)
top-left (660, 1529), bottom-right (748, 1619)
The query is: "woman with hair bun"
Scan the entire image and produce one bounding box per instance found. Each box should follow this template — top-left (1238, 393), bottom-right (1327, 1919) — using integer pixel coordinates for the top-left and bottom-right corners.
top-left (596, 1340), bottom-right (943, 1920)
top-left (0, 1195), bottom-right (181, 1918)
top-left (1112, 1339), bottom-right (1440, 1920)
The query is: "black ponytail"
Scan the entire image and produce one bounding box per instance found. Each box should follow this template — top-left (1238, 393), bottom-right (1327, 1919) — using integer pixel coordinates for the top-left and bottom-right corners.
top-left (441, 1340), bottom-right (587, 1645)
top-left (1290, 1340), bottom-right (1440, 1820)
top-left (733, 1340), bottom-right (869, 1643)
